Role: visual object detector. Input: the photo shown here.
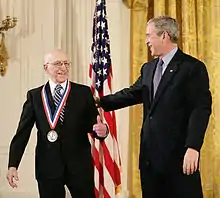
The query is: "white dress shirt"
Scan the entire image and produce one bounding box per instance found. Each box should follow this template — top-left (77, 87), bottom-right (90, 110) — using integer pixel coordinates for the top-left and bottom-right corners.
top-left (49, 80), bottom-right (67, 97)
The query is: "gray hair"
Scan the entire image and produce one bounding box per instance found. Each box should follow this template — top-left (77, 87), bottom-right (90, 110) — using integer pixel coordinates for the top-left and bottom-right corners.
top-left (147, 16), bottom-right (179, 43)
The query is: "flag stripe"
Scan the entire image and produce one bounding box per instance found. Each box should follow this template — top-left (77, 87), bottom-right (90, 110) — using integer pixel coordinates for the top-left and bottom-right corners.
top-left (89, 0), bottom-right (122, 197)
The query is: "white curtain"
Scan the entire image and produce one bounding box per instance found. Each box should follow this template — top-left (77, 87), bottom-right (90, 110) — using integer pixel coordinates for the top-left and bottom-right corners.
top-left (0, 0), bottom-right (130, 197)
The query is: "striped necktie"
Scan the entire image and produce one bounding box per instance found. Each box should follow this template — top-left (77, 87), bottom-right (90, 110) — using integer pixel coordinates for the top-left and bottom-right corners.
top-left (54, 84), bottom-right (65, 123)
top-left (153, 59), bottom-right (164, 97)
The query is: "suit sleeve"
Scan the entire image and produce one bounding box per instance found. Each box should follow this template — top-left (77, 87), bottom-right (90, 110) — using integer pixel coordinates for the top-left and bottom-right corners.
top-left (185, 61), bottom-right (212, 151)
top-left (86, 87), bottom-right (99, 137)
top-left (8, 91), bottom-right (35, 169)
top-left (100, 74), bottom-right (143, 112)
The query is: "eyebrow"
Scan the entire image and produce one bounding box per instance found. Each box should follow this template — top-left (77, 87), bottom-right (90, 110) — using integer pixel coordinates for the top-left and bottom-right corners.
top-left (53, 60), bottom-right (68, 63)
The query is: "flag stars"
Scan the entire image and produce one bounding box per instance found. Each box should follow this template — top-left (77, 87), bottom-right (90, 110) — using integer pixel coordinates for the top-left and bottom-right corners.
top-left (104, 46), bottom-right (108, 53)
top-left (102, 57), bottom-right (107, 65)
top-left (103, 68), bottom-right (107, 75)
top-left (97, 69), bottom-right (102, 76)
top-left (97, 10), bottom-right (101, 17)
top-left (92, 57), bottom-right (97, 64)
top-left (97, 0), bottom-right (102, 5)
top-left (96, 79), bottom-right (101, 87)
top-left (101, 22), bottom-right (106, 29)
top-left (91, 1), bottom-right (112, 90)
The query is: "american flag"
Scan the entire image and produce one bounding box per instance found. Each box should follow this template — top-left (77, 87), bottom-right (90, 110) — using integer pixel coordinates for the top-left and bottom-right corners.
top-left (89, 0), bottom-right (122, 197)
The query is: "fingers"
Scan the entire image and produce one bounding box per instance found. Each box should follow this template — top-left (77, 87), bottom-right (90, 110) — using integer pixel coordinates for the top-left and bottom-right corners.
top-left (97, 115), bottom-right (102, 124)
top-left (194, 157), bottom-right (198, 171)
top-left (93, 96), bottom-right (100, 107)
top-left (7, 175), bottom-right (16, 188)
top-left (93, 123), bottom-right (105, 134)
top-left (7, 170), bottom-right (19, 188)
top-left (183, 149), bottom-right (199, 175)
top-left (183, 158), bottom-right (195, 175)
top-left (93, 116), bottom-right (107, 137)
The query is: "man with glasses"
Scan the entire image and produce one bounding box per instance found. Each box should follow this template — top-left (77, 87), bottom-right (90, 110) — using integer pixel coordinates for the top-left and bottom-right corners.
top-left (6, 49), bottom-right (108, 198)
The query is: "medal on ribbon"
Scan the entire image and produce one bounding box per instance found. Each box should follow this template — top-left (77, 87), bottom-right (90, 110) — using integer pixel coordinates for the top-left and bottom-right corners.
top-left (41, 81), bottom-right (71, 142)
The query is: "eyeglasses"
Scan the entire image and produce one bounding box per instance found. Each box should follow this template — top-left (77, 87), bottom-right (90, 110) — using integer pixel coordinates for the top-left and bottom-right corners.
top-left (47, 61), bottom-right (71, 68)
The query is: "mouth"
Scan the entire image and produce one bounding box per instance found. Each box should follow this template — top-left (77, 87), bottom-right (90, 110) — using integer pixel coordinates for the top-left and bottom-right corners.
top-left (57, 71), bottom-right (66, 75)
top-left (148, 44), bottom-right (152, 51)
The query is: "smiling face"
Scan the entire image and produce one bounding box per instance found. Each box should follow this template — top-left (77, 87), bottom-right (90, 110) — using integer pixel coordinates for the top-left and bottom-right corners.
top-left (145, 22), bottom-right (164, 57)
top-left (44, 50), bottom-right (70, 83)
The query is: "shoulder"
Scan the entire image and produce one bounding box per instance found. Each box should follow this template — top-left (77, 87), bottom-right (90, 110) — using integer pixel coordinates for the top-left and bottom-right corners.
top-left (180, 51), bottom-right (207, 74)
top-left (181, 52), bottom-right (204, 65)
top-left (28, 85), bottom-right (44, 95)
top-left (69, 81), bottom-right (92, 93)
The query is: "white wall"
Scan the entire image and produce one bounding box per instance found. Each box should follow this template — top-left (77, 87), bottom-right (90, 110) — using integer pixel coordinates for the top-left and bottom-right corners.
top-left (0, 0), bottom-right (130, 197)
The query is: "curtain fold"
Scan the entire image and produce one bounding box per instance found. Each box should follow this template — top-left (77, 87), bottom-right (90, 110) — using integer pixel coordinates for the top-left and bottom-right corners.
top-left (124, 0), bottom-right (219, 197)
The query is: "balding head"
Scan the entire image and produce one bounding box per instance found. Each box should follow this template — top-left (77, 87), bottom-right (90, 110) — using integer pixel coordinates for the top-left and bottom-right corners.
top-left (44, 49), bottom-right (68, 65)
top-left (44, 49), bottom-right (70, 84)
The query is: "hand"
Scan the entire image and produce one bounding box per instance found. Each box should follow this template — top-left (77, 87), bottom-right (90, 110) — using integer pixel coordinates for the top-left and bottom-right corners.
top-left (93, 96), bottom-right (100, 107)
top-left (93, 115), bottom-right (107, 137)
top-left (6, 167), bottom-right (19, 188)
top-left (183, 148), bottom-right (199, 175)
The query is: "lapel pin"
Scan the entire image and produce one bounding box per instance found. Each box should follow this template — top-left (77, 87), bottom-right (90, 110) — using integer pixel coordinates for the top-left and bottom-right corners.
top-left (170, 69), bottom-right (173, 72)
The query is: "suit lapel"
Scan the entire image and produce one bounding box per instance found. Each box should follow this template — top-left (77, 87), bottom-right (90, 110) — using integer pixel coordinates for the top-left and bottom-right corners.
top-left (62, 82), bottom-right (74, 124)
top-left (45, 82), bottom-right (56, 115)
top-left (150, 49), bottom-right (182, 113)
top-left (144, 59), bottom-right (158, 104)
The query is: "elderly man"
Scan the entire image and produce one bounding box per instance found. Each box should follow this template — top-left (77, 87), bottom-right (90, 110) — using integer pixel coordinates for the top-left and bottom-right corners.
top-left (7, 49), bottom-right (108, 198)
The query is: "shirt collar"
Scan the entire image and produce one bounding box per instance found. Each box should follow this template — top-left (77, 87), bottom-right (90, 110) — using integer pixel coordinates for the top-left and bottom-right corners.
top-left (49, 80), bottom-right (67, 96)
top-left (161, 46), bottom-right (178, 67)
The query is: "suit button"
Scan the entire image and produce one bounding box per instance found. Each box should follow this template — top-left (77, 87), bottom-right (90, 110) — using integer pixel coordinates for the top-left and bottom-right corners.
top-left (146, 161), bottom-right (149, 166)
top-left (149, 116), bottom-right (153, 120)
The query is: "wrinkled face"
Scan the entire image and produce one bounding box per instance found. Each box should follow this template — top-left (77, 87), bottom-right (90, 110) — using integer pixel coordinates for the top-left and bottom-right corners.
top-left (44, 51), bottom-right (70, 83)
top-left (145, 23), bottom-right (164, 57)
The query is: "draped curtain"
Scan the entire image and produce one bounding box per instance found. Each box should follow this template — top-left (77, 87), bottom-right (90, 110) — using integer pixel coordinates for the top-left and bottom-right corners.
top-left (0, 1), bottom-right (131, 197)
top-left (123, 0), bottom-right (219, 197)
top-left (0, 1), bottom-right (95, 197)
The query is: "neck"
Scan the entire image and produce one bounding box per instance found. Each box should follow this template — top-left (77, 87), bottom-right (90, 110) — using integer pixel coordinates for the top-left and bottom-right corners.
top-left (159, 44), bottom-right (177, 58)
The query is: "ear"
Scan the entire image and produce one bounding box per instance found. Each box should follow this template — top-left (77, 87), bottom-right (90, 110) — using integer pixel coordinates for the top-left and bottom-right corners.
top-left (44, 64), bottom-right (48, 71)
top-left (163, 32), bottom-right (166, 39)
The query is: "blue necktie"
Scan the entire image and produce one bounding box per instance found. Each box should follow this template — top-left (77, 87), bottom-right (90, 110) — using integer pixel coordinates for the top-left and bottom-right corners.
top-left (54, 84), bottom-right (65, 123)
top-left (153, 59), bottom-right (164, 97)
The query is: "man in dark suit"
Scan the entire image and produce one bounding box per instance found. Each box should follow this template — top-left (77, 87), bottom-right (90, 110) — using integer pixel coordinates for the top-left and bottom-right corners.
top-left (97, 16), bottom-right (212, 198)
top-left (6, 49), bottom-right (108, 198)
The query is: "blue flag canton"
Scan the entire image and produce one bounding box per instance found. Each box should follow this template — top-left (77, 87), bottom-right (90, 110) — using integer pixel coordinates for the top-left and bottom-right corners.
top-left (91, 0), bottom-right (112, 93)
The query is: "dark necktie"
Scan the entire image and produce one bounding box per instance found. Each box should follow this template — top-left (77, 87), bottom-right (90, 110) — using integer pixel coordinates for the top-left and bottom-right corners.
top-left (153, 59), bottom-right (164, 97)
top-left (54, 84), bottom-right (65, 123)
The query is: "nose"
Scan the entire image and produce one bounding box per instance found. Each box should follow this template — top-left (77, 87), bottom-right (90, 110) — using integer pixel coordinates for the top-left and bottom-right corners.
top-left (145, 38), bottom-right (149, 45)
top-left (145, 36), bottom-right (149, 44)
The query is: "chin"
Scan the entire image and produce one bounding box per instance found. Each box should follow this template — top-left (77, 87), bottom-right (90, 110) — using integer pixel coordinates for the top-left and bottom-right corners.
top-left (57, 77), bottom-right (68, 83)
top-left (150, 51), bottom-right (155, 56)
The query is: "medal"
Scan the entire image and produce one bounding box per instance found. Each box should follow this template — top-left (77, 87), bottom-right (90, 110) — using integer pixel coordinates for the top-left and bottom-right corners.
top-left (47, 130), bottom-right (58, 142)
top-left (41, 81), bottom-right (71, 142)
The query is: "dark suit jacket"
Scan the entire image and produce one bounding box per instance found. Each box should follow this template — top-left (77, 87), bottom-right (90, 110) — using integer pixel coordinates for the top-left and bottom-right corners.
top-left (9, 81), bottom-right (99, 183)
top-left (100, 49), bottom-right (212, 173)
